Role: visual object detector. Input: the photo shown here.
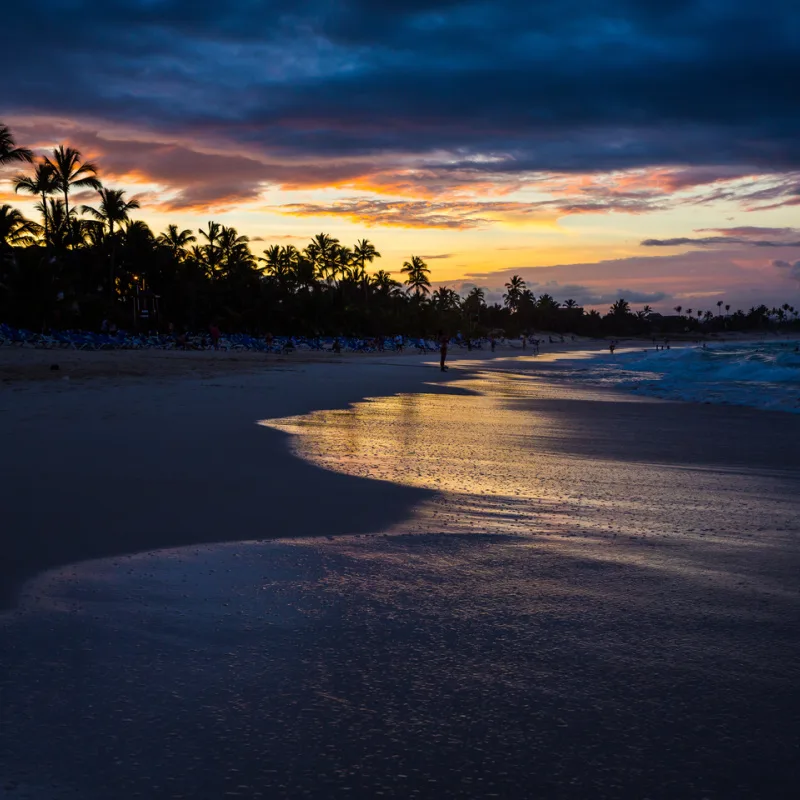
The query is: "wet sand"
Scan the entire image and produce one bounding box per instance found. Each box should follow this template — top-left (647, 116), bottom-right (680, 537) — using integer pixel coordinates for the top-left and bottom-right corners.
top-left (1, 355), bottom-right (799, 798)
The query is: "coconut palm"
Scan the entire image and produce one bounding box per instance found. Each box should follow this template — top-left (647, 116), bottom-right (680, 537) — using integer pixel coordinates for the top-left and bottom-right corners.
top-left (198, 221), bottom-right (222, 272)
top-left (81, 188), bottom-right (140, 235)
top-left (332, 245), bottom-right (354, 284)
top-left (352, 238), bottom-right (381, 290)
top-left (610, 298), bottom-right (631, 317)
top-left (157, 225), bottom-right (196, 261)
top-left (371, 269), bottom-right (401, 295)
top-left (432, 285), bottom-right (460, 312)
top-left (305, 232), bottom-right (340, 283)
top-left (13, 162), bottom-right (59, 240)
top-left (0, 124), bottom-right (33, 166)
top-left (401, 255), bottom-right (431, 296)
top-left (503, 275), bottom-right (526, 312)
top-left (353, 239), bottom-right (381, 273)
top-left (0, 205), bottom-right (40, 249)
top-left (464, 286), bottom-right (485, 306)
top-left (716, 300), bottom-right (724, 315)
top-left (80, 189), bottom-right (140, 294)
top-left (260, 244), bottom-right (283, 275)
top-left (42, 146), bottom-right (102, 220)
top-left (218, 226), bottom-right (255, 274)
top-left (537, 293), bottom-right (560, 311)
top-left (674, 305), bottom-right (683, 315)
top-left (37, 198), bottom-right (74, 248)
top-left (563, 298), bottom-right (578, 309)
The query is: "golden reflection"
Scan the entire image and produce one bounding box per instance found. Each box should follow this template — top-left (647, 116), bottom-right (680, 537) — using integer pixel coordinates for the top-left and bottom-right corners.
top-left (259, 371), bottom-right (797, 591)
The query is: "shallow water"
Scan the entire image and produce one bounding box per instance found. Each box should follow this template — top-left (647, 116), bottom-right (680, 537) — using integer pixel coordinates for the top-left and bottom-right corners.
top-left (2, 370), bottom-right (800, 798)
top-left (542, 340), bottom-right (800, 412)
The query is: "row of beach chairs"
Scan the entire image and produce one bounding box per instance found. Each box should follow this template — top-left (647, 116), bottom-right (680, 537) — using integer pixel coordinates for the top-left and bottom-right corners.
top-left (0, 324), bottom-right (492, 354)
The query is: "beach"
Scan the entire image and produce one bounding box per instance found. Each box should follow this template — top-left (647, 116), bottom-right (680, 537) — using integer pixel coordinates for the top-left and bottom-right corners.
top-left (2, 347), bottom-right (799, 798)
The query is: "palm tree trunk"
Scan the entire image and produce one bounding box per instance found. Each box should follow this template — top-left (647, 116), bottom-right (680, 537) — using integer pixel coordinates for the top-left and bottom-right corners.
top-left (109, 219), bottom-right (116, 298)
top-left (41, 190), bottom-right (48, 244)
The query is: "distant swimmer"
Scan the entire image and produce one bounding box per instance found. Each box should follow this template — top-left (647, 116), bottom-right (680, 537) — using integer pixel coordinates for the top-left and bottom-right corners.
top-left (609, 341), bottom-right (617, 355)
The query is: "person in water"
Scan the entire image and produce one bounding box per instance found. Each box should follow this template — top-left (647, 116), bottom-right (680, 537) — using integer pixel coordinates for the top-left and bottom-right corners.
top-left (609, 340), bottom-right (616, 355)
top-left (439, 330), bottom-right (449, 371)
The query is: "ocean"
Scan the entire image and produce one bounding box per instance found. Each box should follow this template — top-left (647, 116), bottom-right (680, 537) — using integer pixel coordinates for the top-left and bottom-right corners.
top-left (550, 340), bottom-right (800, 413)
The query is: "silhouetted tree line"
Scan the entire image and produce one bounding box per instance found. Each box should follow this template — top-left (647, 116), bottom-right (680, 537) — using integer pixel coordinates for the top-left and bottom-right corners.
top-left (2, 123), bottom-right (798, 337)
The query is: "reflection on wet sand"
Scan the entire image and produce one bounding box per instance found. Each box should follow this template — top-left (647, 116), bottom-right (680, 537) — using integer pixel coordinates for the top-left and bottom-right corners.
top-left (264, 373), bottom-right (799, 597)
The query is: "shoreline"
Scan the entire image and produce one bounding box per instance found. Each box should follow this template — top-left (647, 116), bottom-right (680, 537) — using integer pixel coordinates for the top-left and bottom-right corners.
top-left (2, 329), bottom-right (792, 384)
top-left (3, 342), bottom-right (799, 611)
top-left (0, 356), bottom-right (467, 611)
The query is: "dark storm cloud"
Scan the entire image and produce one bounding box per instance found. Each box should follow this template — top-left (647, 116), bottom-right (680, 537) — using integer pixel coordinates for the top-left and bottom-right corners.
top-left (3, 1), bottom-right (800, 194)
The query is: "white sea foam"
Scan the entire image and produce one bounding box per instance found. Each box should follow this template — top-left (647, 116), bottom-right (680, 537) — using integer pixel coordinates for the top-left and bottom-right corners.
top-left (554, 341), bottom-right (800, 412)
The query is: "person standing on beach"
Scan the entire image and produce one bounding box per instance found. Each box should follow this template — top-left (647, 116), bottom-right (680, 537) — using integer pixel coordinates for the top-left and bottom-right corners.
top-left (209, 322), bottom-right (221, 351)
top-left (439, 330), bottom-right (449, 372)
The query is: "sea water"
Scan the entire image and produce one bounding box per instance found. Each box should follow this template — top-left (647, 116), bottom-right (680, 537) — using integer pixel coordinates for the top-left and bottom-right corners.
top-left (555, 340), bottom-right (800, 413)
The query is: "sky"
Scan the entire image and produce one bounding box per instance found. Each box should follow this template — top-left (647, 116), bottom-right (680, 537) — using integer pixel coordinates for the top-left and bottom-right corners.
top-left (2, 0), bottom-right (800, 311)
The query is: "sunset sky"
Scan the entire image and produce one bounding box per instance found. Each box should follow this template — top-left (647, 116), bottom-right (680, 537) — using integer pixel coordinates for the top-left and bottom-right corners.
top-left (2, 0), bottom-right (800, 311)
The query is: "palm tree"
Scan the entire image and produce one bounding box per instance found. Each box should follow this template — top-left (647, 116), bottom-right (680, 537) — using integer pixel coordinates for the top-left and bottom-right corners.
top-left (401, 255), bottom-right (431, 296)
top-left (353, 238), bottom-right (381, 275)
top-left (0, 205), bottom-right (40, 249)
top-left (157, 225), bottom-right (196, 261)
top-left (217, 226), bottom-right (255, 275)
top-left (39, 198), bottom-right (74, 249)
top-left (81, 188), bottom-right (140, 235)
top-left (563, 298), bottom-right (578, 309)
top-left (464, 286), bottom-right (485, 306)
top-left (0, 124), bottom-right (33, 166)
top-left (332, 244), bottom-right (354, 284)
top-left (674, 305), bottom-right (683, 315)
top-left (80, 189), bottom-right (140, 294)
top-left (371, 269), bottom-right (401, 295)
top-left (305, 232), bottom-right (340, 283)
top-left (199, 221), bottom-right (222, 273)
top-left (13, 162), bottom-right (59, 240)
top-left (610, 298), bottom-right (631, 317)
top-left (537, 293), bottom-right (560, 311)
top-left (42, 146), bottom-right (102, 220)
top-left (353, 238), bottom-right (381, 299)
top-left (503, 275), bottom-right (526, 312)
top-left (716, 300), bottom-right (724, 316)
top-left (432, 285), bottom-right (460, 312)
top-left (725, 304), bottom-right (730, 315)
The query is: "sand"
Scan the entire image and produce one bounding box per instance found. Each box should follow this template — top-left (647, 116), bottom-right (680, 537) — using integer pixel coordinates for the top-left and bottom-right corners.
top-left (1, 347), bottom-right (799, 798)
